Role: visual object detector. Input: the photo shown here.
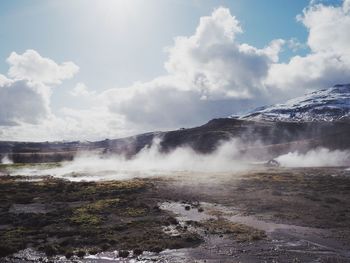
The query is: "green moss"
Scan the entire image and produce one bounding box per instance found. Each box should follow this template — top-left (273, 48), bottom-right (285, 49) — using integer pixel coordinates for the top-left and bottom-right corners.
top-left (98, 179), bottom-right (147, 191)
top-left (199, 219), bottom-right (266, 242)
top-left (70, 207), bottom-right (102, 225)
top-left (69, 198), bottom-right (120, 225)
top-left (123, 207), bottom-right (148, 217)
top-left (85, 198), bottom-right (120, 211)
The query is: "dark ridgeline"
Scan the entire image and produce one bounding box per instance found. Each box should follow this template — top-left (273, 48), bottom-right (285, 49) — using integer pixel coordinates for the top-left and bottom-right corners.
top-left (2, 84), bottom-right (350, 163)
top-left (1, 118), bottom-right (350, 163)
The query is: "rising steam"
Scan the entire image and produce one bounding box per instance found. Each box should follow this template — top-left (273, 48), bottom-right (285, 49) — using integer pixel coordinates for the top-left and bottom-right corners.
top-left (9, 139), bottom-right (350, 181)
top-left (12, 138), bottom-right (256, 181)
top-left (1, 155), bottom-right (13, 164)
top-left (275, 148), bottom-right (350, 167)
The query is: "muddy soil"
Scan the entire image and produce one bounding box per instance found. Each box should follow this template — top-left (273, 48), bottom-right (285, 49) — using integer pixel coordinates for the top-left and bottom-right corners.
top-left (1, 166), bottom-right (350, 262)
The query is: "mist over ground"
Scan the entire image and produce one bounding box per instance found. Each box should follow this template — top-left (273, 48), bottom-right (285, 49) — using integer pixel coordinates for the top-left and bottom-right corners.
top-left (9, 139), bottom-right (251, 181)
top-left (7, 138), bottom-right (350, 181)
top-left (0, 155), bottom-right (13, 165)
top-left (276, 148), bottom-right (350, 168)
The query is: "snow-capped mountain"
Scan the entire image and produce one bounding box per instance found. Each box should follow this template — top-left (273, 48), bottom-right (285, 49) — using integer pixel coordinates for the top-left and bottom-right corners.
top-left (239, 84), bottom-right (350, 122)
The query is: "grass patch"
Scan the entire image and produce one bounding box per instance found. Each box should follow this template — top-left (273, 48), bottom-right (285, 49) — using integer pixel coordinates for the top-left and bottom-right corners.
top-left (122, 207), bottom-right (148, 217)
top-left (70, 208), bottom-right (102, 225)
top-left (84, 198), bottom-right (120, 211)
top-left (199, 218), bottom-right (266, 242)
top-left (0, 176), bottom-right (202, 258)
top-left (70, 199), bottom-right (120, 225)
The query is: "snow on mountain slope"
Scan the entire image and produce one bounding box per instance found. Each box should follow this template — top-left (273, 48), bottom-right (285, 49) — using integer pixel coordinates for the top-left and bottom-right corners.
top-left (239, 84), bottom-right (350, 122)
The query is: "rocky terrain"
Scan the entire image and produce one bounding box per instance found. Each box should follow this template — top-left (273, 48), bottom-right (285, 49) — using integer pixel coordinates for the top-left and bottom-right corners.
top-left (1, 166), bottom-right (350, 262)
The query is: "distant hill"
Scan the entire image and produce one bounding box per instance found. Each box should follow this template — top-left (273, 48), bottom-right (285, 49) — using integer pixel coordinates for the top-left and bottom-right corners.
top-left (1, 84), bottom-right (350, 163)
top-left (1, 119), bottom-right (350, 163)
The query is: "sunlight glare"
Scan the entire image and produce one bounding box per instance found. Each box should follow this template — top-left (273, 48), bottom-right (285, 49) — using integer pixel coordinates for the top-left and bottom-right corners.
top-left (94, 0), bottom-right (140, 28)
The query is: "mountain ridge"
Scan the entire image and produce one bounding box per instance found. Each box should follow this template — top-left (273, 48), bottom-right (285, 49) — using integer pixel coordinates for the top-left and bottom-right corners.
top-left (1, 84), bottom-right (350, 163)
top-left (239, 84), bottom-right (350, 122)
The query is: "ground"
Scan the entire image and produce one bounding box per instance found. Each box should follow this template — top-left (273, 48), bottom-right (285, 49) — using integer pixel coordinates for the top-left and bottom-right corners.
top-left (0, 165), bottom-right (350, 262)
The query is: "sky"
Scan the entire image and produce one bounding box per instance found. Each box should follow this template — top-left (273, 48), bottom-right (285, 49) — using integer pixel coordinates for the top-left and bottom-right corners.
top-left (0, 0), bottom-right (349, 141)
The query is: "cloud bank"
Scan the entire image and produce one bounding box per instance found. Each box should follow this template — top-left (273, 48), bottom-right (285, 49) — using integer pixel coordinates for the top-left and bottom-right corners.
top-left (102, 1), bottom-right (350, 134)
top-left (103, 7), bottom-right (284, 130)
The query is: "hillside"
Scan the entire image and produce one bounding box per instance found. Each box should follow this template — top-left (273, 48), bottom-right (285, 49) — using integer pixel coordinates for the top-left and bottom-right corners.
top-left (2, 84), bottom-right (350, 163)
top-left (1, 119), bottom-right (350, 163)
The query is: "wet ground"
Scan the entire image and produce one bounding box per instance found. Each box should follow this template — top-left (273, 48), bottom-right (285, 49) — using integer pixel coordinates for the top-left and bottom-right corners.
top-left (1, 166), bottom-right (350, 262)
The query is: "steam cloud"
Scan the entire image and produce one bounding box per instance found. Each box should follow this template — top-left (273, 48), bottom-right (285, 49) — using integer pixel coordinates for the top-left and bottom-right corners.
top-left (9, 141), bottom-right (350, 181)
top-left (275, 148), bottom-right (350, 167)
top-left (13, 139), bottom-right (255, 181)
top-left (1, 155), bottom-right (13, 164)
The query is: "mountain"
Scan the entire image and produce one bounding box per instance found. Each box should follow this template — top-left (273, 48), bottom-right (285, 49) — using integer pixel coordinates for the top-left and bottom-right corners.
top-left (1, 84), bottom-right (350, 163)
top-left (240, 84), bottom-right (350, 122)
top-left (2, 119), bottom-right (350, 163)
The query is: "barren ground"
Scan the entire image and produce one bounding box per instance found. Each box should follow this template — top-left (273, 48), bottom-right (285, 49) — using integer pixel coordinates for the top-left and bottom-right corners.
top-left (1, 165), bottom-right (350, 262)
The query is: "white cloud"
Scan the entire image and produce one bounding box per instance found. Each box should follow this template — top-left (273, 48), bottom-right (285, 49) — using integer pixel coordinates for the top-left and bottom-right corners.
top-left (103, 2), bottom-right (350, 134)
top-left (299, 1), bottom-right (350, 55)
top-left (0, 9), bottom-right (291, 140)
top-left (0, 50), bottom-right (78, 128)
top-left (0, 74), bottom-right (12, 86)
top-left (7, 49), bottom-right (79, 85)
top-left (0, 107), bottom-right (130, 142)
top-left (344, 0), bottom-right (350, 13)
top-left (0, 50), bottom-right (124, 140)
top-left (266, 0), bottom-right (350, 93)
top-left (70, 82), bottom-right (95, 97)
top-left (287, 38), bottom-right (306, 52)
top-left (103, 7), bottom-right (285, 131)
top-left (103, 76), bottom-right (258, 130)
top-left (164, 7), bottom-right (283, 100)
top-left (0, 80), bottom-right (50, 126)
top-left (265, 52), bottom-right (350, 95)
